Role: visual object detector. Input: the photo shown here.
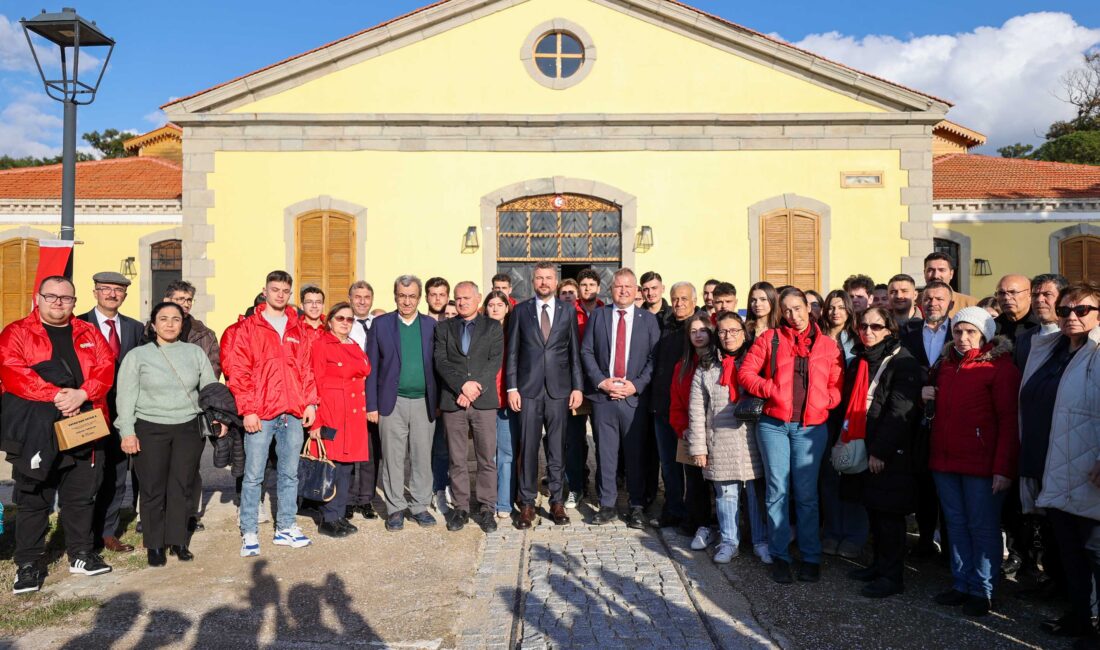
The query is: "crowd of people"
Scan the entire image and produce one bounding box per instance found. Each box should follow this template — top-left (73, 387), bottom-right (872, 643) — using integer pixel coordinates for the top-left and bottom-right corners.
top-left (1, 253), bottom-right (1098, 646)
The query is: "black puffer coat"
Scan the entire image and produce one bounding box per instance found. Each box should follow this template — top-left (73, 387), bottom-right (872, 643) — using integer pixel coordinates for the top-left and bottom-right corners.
top-left (837, 336), bottom-right (923, 514)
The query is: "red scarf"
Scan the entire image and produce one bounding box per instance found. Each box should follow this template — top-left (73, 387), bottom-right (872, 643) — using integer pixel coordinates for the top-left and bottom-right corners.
top-left (841, 358), bottom-right (871, 443)
top-left (718, 356), bottom-right (739, 402)
top-left (785, 322), bottom-right (817, 358)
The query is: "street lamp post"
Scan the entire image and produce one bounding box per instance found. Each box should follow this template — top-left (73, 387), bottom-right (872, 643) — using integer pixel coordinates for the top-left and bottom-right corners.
top-left (21, 7), bottom-right (114, 274)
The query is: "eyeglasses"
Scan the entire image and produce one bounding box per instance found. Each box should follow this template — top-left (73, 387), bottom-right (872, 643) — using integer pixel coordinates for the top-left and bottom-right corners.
top-left (858, 323), bottom-right (888, 332)
top-left (330, 315), bottom-right (355, 324)
top-left (302, 300), bottom-right (324, 307)
top-left (171, 297), bottom-right (195, 304)
top-left (94, 286), bottom-right (126, 295)
top-left (40, 293), bottom-right (76, 305)
top-left (1056, 305), bottom-right (1100, 318)
top-left (717, 328), bottom-right (744, 337)
top-left (994, 289), bottom-right (1027, 298)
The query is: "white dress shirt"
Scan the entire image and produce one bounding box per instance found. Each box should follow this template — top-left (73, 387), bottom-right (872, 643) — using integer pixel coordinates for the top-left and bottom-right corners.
top-left (349, 313), bottom-right (374, 349)
top-left (608, 305), bottom-right (634, 377)
top-left (94, 307), bottom-right (119, 342)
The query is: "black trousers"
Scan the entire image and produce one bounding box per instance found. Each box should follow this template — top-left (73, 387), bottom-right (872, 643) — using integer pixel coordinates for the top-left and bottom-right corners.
top-left (14, 450), bottom-right (103, 565)
top-left (682, 464), bottom-right (711, 530)
top-left (915, 470), bottom-right (947, 548)
top-left (320, 462), bottom-right (354, 523)
top-left (92, 437), bottom-right (130, 539)
top-left (518, 393), bottom-right (567, 506)
top-left (189, 435), bottom-right (217, 519)
top-left (133, 418), bottom-right (205, 549)
top-left (1047, 508), bottom-right (1100, 626)
top-left (347, 423), bottom-right (382, 507)
top-left (869, 508), bottom-right (907, 585)
top-left (592, 398), bottom-right (648, 508)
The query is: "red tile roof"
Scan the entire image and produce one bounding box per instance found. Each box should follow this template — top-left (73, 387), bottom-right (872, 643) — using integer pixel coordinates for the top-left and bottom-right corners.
top-left (933, 154), bottom-right (1100, 200)
top-left (163, 0), bottom-right (949, 110)
top-left (0, 157), bottom-right (182, 201)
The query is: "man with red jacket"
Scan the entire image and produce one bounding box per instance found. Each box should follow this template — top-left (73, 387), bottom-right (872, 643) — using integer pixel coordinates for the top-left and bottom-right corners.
top-left (1, 276), bottom-right (116, 594)
top-left (224, 270), bottom-right (318, 558)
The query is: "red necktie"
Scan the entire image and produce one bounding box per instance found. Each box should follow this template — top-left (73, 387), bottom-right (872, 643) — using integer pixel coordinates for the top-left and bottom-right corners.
top-left (614, 309), bottom-right (627, 377)
top-left (106, 318), bottom-right (121, 358)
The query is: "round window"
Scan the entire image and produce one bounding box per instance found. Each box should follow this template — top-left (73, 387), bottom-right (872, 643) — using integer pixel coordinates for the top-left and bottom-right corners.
top-left (533, 32), bottom-right (585, 79)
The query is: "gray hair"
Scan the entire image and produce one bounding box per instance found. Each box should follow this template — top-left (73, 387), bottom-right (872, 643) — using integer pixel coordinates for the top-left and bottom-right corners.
top-left (454, 280), bottom-right (480, 295)
top-left (1031, 273), bottom-right (1069, 293)
top-left (348, 280), bottom-right (374, 295)
top-left (670, 281), bottom-right (697, 300)
top-left (393, 274), bottom-right (422, 295)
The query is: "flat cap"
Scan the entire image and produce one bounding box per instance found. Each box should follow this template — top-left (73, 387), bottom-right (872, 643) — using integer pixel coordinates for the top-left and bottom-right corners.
top-left (92, 271), bottom-right (131, 287)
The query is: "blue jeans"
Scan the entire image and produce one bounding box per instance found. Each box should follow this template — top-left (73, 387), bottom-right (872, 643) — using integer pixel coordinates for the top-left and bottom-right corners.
top-left (714, 480), bottom-right (768, 547)
top-left (564, 412), bottom-right (589, 496)
top-left (495, 408), bottom-right (520, 513)
top-left (432, 419), bottom-right (449, 493)
top-left (820, 463), bottom-right (869, 546)
top-left (240, 414), bottom-right (303, 534)
top-left (744, 479), bottom-right (769, 547)
top-left (653, 418), bottom-right (686, 519)
top-left (933, 472), bottom-right (1007, 599)
top-left (756, 417), bottom-right (828, 563)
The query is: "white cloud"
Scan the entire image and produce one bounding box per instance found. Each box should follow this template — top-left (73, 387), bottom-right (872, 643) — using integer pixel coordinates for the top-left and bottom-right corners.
top-left (0, 87), bottom-right (61, 158)
top-left (143, 109), bottom-right (168, 126)
top-left (1, 13), bottom-right (101, 75)
top-left (783, 12), bottom-right (1100, 148)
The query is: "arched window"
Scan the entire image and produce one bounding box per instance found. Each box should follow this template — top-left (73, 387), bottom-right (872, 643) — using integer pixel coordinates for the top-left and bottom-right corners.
top-left (296, 211), bottom-right (355, 304)
top-left (0, 238), bottom-right (39, 328)
top-left (1060, 234), bottom-right (1100, 283)
top-left (761, 209), bottom-right (820, 292)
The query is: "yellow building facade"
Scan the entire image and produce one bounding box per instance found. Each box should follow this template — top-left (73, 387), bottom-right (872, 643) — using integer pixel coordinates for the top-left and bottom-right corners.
top-left (164, 0), bottom-right (949, 333)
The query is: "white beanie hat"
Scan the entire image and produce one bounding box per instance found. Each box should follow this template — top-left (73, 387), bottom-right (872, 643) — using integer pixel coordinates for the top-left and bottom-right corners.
top-left (952, 306), bottom-right (996, 343)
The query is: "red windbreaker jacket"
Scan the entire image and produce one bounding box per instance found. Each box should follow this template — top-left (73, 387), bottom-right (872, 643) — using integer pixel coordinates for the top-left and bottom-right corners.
top-left (223, 304), bottom-right (318, 420)
top-left (737, 325), bottom-right (843, 426)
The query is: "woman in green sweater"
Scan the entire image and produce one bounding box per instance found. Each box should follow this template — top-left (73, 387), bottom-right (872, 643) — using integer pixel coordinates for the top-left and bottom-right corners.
top-left (116, 302), bottom-right (224, 566)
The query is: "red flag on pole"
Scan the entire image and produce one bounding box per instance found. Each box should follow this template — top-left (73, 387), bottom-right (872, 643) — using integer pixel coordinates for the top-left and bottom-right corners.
top-left (34, 240), bottom-right (75, 304)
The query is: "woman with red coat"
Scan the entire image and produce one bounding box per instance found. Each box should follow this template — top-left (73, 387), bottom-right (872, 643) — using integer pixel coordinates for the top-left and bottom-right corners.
top-left (925, 306), bottom-right (1020, 617)
top-left (739, 287), bottom-right (843, 585)
top-left (309, 302), bottom-right (371, 539)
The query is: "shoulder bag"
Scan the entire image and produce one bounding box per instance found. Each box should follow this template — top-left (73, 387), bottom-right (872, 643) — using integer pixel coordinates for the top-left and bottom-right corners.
top-left (733, 332), bottom-right (779, 422)
top-left (831, 348), bottom-right (899, 474)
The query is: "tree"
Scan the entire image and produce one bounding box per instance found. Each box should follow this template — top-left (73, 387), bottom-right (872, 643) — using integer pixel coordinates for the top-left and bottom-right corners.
top-left (1033, 131), bottom-right (1100, 165)
top-left (997, 143), bottom-right (1033, 159)
top-left (0, 152), bottom-right (95, 170)
top-left (81, 129), bottom-right (138, 159)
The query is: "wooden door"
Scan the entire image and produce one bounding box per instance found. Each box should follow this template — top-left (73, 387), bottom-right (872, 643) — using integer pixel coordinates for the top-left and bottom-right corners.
top-left (0, 238), bottom-right (39, 328)
top-left (1060, 235), bottom-right (1100, 283)
top-left (761, 209), bottom-right (820, 292)
top-left (296, 212), bottom-right (355, 305)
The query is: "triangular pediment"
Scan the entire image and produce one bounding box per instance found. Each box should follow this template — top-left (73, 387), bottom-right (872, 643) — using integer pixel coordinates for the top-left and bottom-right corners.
top-left (163, 0), bottom-right (948, 117)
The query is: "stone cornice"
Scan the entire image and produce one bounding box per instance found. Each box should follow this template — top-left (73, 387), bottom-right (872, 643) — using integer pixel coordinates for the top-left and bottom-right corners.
top-left (934, 198), bottom-right (1100, 213)
top-left (0, 199), bottom-right (182, 214)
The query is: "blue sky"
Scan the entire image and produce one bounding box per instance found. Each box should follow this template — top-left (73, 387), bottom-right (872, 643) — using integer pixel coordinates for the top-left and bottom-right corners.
top-left (2, 0), bottom-right (1099, 156)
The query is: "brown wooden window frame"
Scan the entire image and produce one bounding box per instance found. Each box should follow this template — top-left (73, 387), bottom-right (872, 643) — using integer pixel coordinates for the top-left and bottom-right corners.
top-left (1060, 234), bottom-right (1100, 284)
top-left (760, 208), bottom-right (822, 293)
top-left (0, 238), bottom-right (40, 329)
top-left (295, 211), bottom-right (357, 306)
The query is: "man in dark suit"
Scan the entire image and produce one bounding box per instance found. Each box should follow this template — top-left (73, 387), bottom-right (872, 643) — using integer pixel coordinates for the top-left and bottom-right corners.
top-left (434, 281), bottom-right (504, 533)
top-left (506, 261), bottom-right (583, 529)
top-left (80, 271), bottom-right (144, 553)
top-left (366, 275), bottom-right (439, 532)
top-left (581, 269), bottom-right (661, 528)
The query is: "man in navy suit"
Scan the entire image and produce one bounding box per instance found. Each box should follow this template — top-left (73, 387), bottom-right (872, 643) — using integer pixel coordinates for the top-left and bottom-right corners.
top-left (79, 271), bottom-right (145, 553)
top-left (506, 262), bottom-right (583, 529)
top-left (367, 275), bottom-right (439, 532)
top-left (581, 269), bottom-right (661, 528)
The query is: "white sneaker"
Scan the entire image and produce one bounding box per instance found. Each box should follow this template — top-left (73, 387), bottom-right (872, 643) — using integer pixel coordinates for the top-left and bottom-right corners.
top-left (240, 532), bottom-right (260, 557)
top-left (754, 542), bottom-right (773, 565)
top-left (565, 492), bottom-right (579, 509)
top-left (714, 542), bottom-right (738, 564)
top-left (433, 490), bottom-right (452, 515)
top-left (273, 525), bottom-right (311, 548)
top-left (691, 527), bottom-right (715, 551)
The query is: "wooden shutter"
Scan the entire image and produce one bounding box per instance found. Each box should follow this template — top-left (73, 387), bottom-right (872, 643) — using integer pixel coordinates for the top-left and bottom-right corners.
top-left (296, 212), bottom-right (355, 303)
top-left (0, 239), bottom-right (39, 328)
top-left (760, 209), bottom-right (820, 291)
top-left (1060, 235), bottom-right (1100, 283)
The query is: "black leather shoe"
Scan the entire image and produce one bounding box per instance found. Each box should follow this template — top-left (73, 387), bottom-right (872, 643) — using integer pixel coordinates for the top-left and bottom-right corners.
top-left (338, 518), bottom-right (358, 534)
top-left (657, 513), bottom-right (683, 529)
top-left (848, 566), bottom-right (877, 582)
top-left (319, 521), bottom-right (350, 538)
top-left (147, 548), bottom-right (167, 567)
top-left (591, 509), bottom-right (617, 526)
top-left (447, 509), bottom-right (470, 532)
top-left (477, 509), bottom-right (498, 533)
top-left (345, 506), bottom-right (357, 520)
top-left (407, 510), bottom-right (437, 527)
top-left (385, 511), bottom-right (405, 532)
top-left (771, 559), bottom-right (794, 584)
top-left (861, 577), bottom-right (903, 598)
top-left (797, 562), bottom-right (821, 583)
top-left (962, 595), bottom-right (991, 617)
top-left (934, 589), bottom-right (969, 606)
top-left (169, 545), bottom-right (194, 562)
top-left (359, 503), bottom-right (378, 519)
top-left (625, 507), bottom-right (646, 529)
top-left (188, 517), bottom-right (204, 532)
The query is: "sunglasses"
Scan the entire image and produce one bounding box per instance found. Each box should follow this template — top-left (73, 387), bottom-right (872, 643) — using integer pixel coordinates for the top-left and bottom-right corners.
top-left (1056, 305), bottom-right (1100, 318)
top-left (330, 315), bottom-right (356, 324)
top-left (858, 323), bottom-right (888, 332)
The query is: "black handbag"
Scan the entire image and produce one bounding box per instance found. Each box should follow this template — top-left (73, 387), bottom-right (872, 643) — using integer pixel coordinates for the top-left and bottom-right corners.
top-left (298, 439), bottom-right (337, 502)
top-left (733, 331), bottom-right (779, 422)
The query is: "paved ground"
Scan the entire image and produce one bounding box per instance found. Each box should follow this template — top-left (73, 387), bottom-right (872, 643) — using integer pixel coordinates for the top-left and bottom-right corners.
top-left (0, 441), bottom-right (1082, 649)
